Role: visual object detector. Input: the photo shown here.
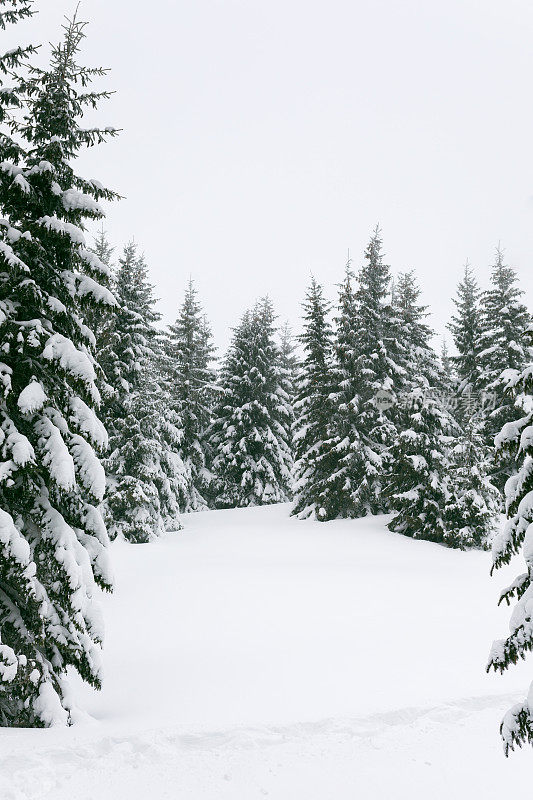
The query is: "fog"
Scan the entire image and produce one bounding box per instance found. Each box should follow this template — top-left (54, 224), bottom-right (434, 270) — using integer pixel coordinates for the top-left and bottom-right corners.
top-left (13, 0), bottom-right (533, 349)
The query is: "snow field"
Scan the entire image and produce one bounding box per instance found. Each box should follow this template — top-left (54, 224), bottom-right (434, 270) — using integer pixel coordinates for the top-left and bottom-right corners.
top-left (2, 503), bottom-right (532, 799)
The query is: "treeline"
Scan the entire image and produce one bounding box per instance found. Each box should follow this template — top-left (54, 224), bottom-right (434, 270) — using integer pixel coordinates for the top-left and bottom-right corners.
top-left (101, 226), bottom-right (530, 552)
top-left (292, 236), bottom-right (530, 547)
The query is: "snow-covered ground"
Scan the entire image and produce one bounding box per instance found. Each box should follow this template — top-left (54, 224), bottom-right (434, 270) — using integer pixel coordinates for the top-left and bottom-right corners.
top-left (2, 504), bottom-right (532, 799)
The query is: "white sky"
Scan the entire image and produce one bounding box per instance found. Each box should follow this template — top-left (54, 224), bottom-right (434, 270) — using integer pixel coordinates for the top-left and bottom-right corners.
top-left (11, 0), bottom-right (533, 350)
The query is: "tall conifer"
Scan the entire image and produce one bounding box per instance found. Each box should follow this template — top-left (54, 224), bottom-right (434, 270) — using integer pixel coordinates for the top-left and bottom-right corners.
top-left (101, 244), bottom-right (185, 540)
top-left (211, 299), bottom-right (292, 507)
top-left (477, 247), bottom-right (531, 490)
top-left (0, 11), bottom-right (116, 724)
top-left (487, 326), bottom-right (533, 753)
top-left (347, 228), bottom-right (403, 515)
top-left (292, 279), bottom-right (337, 519)
top-left (448, 263), bottom-right (483, 401)
top-left (165, 280), bottom-right (216, 511)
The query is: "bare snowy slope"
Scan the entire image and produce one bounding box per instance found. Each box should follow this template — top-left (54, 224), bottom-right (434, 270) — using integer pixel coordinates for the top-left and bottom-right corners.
top-left (1, 504), bottom-right (531, 799)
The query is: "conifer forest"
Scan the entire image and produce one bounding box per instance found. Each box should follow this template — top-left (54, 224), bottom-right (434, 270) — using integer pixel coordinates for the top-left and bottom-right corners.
top-left (1, 1), bottom-right (533, 797)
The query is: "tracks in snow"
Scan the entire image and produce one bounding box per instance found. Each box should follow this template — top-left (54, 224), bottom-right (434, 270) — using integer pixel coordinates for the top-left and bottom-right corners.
top-left (0, 692), bottom-right (519, 800)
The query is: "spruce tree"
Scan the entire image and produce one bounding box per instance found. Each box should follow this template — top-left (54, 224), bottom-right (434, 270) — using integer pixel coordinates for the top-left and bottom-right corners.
top-left (86, 227), bottom-right (114, 343)
top-left (101, 244), bottom-right (185, 541)
top-left (438, 338), bottom-right (456, 398)
top-left (487, 326), bottom-right (533, 753)
top-left (165, 279), bottom-right (216, 511)
top-left (440, 339), bottom-right (453, 376)
top-left (292, 279), bottom-right (337, 519)
top-left (324, 262), bottom-right (367, 518)
top-left (279, 321), bottom-right (299, 404)
top-left (447, 262), bottom-right (483, 402)
top-left (278, 321), bottom-right (298, 491)
top-left (0, 11), bottom-right (117, 724)
top-left (150, 325), bottom-right (187, 532)
top-left (387, 389), bottom-right (454, 543)
top-left (346, 228), bottom-right (403, 516)
top-left (211, 298), bottom-right (293, 508)
top-left (445, 411), bottom-right (498, 549)
top-left (477, 247), bottom-right (531, 490)
top-left (393, 270), bottom-right (439, 389)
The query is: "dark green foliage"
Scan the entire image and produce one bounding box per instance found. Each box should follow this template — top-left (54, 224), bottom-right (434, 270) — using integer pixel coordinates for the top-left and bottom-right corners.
top-left (487, 327), bottom-right (533, 754)
top-left (0, 10), bottom-right (116, 725)
top-left (165, 280), bottom-right (216, 511)
top-left (393, 270), bottom-right (439, 389)
top-left (211, 298), bottom-right (293, 508)
top-left (341, 229), bottom-right (402, 516)
top-left (477, 247), bottom-right (531, 491)
top-left (445, 413), bottom-right (498, 549)
top-left (292, 279), bottom-right (338, 519)
top-left (321, 262), bottom-right (367, 519)
top-left (387, 389), bottom-right (453, 543)
top-left (100, 243), bottom-right (185, 541)
top-left (447, 263), bottom-right (483, 401)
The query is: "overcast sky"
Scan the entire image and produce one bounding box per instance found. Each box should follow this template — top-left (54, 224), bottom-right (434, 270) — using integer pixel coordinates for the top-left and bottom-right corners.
top-left (13, 0), bottom-right (533, 351)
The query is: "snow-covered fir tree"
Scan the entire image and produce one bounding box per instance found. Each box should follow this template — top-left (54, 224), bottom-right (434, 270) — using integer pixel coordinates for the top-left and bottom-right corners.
top-left (321, 261), bottom-right (367, 519)
top-left (477, 247), bottom-right (531, 491)
top-left (279, 321), bottom-right (299, 403)
top-left (393, 270), bottom-right (439, 389)
top-left (85, 227), bottom-right (114, 344)
top-left (344, 228), bottom-right (404, 516)
top-left (164, 279), bottom-right (216, 511)
top-left (277, 321), bottom-right (298, 480)
top-left (438, 338), bottom-right (456, 397)
top-left (211, 298), bottom-right (293, 508)
top-left (440, 339), bottom-right (453, 376)
top-left (446, 411), bottom-right (499, 549)
top-left (387, 388), bottom-right (454, 544)
top-left (0, 11), bottom-right (117, 725)
top-left (388, 388), bottom-right (496, 549)
top-left (291, 278), bottom-right (337, 519)
top-left (487, 326), bottom-right (533, 754)
top-left (447, 262), bottom-right (483, 405)
top-left (151, 338), bottom-right (188, 532)
top-left (99, 243), bottom-right (162, 541)
top-left (307, 234), bottom-right (407, 522)
top-left (100, 243), bottom-right (185, 541)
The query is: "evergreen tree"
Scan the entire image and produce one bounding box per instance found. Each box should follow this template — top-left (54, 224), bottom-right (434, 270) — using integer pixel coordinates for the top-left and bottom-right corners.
top-left (279, 321), bottom-right (299, 402)
top-left (310, 234), bottom-right (407, 522)
top-left (292, 279), bottom-right (337, 519)
top-left (487, 326), bottom-right (533, 754)
top-left (322, 262), bottom-right (367, 518)
top-left (345, 228), bottom-right (404, 516)
top-left (446, 412), bottom-right (498, 549)
top-left (448, 262), bottom-right (483, 402)
top-left (438, 338), bottom-right (456, 396)
top-left (211, 298), bottom-right (293, 508)
top-left (278, 321), bottom-right (298, 485)
top-left (165, 279), bottom-right (216, 511)
top-left (440, 339), bottom-right (453, 376)
top-left (393, 270), bottom-right (439, 389)
top-left (89, 227), bottom-right (114, 317)
top-left (387, 389), bottom-right (454, 543)
top-left (477, 247), bottom-right (531, 490)
top-left (100, 244), bottom-right (185, 541)
top-left (152, 339), bottom-right (188, 532)
top-left (92, 227), bottom-right (114, 270)
top-left (0, 12), bottom-right (117, 725)
top-left (84, 228), bottom-right (115, 385)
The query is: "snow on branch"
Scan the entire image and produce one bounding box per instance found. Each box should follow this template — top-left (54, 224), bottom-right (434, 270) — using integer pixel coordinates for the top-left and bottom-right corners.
top-left (61, 188), bottom-right (104, 216)
top-left (42, 334), bottom-right (100, 403)
top-left (36, 217), bottom-right (86, 246)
